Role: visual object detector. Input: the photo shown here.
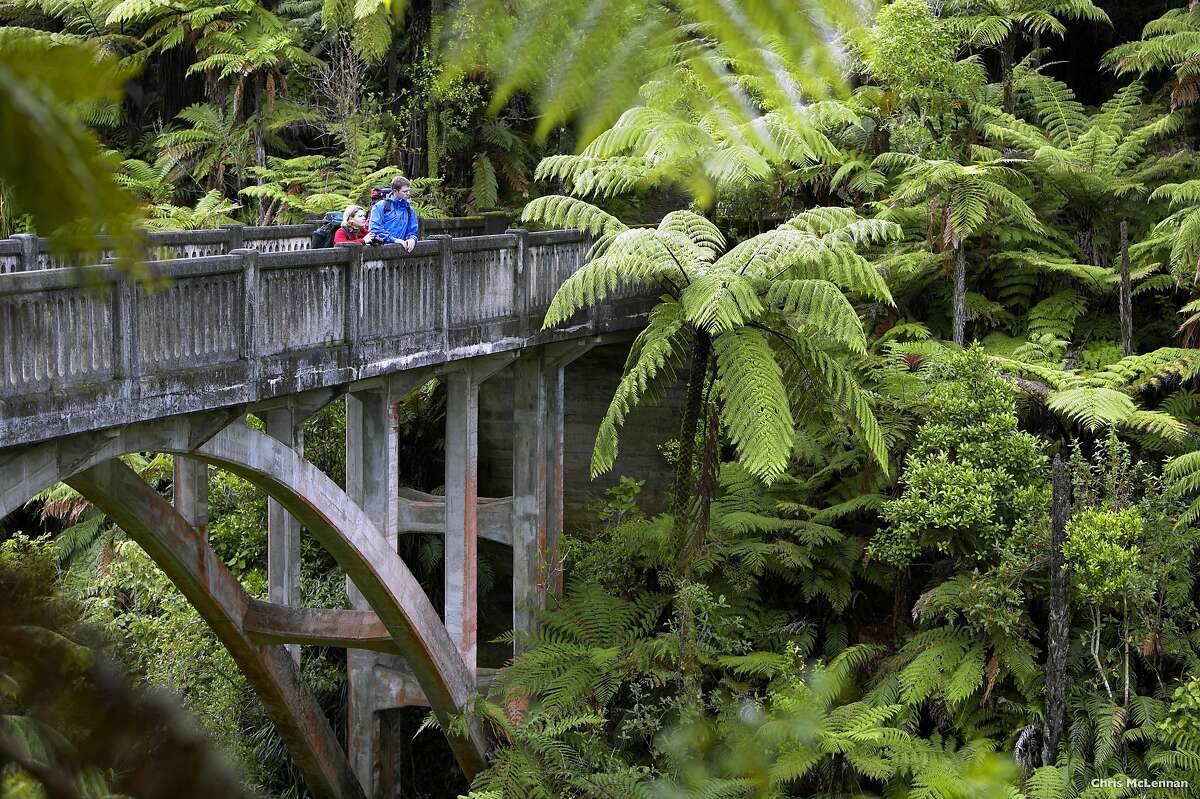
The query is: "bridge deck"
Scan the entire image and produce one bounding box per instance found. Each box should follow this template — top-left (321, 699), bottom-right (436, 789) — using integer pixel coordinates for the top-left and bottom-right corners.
top-left (0, 229), bottom-right (647, 449)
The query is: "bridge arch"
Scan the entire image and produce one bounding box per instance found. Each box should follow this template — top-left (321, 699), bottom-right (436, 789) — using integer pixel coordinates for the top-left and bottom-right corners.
top-left (0, 412), bottom-right (490, 781)
top-left (66, 458), bottom-right (363, 799)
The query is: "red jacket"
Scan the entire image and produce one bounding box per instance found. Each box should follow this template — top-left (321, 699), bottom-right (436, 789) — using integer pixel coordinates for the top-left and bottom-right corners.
top-left (334, 225), bottom-right (369, 244)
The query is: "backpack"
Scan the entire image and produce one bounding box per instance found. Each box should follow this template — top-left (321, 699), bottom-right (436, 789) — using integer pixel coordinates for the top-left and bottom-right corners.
top-left (310, 211), bottom-right (344, 249)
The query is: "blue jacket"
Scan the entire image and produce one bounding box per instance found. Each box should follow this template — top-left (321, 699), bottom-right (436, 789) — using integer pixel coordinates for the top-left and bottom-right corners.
top-left (369, 196), bottom-right (419, 244)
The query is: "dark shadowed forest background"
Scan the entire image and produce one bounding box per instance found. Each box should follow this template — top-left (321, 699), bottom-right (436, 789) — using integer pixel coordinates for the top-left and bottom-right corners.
top-left (9, 1), bottom-right (1200, 798)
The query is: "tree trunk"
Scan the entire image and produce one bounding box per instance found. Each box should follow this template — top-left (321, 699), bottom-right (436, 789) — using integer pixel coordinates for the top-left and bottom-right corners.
top-left (677, 369), bottom-right (719, 575)
top-left (1120, 220), bottom-right (1133, 356)
top-left (670, 330), bottom-right (712, 529)
top-left (1001, 29), bottom-right (1018, 115)
top-left (1042, 454), bottom-right (1073, 766)
top-left (253, 74), bottom-right (267, 221)
top-left (952, 244), bottom-right (967, 346)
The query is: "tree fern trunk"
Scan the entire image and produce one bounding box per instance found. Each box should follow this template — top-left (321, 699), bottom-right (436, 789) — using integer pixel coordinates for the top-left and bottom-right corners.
top-left (678, 368), bottom-right (719, 575)
top-left (1042, 454), bottom-right (1072, 766)
top-left (952, 244), bottom-right (967, 346)
top-left (1120, 220), bottom-right (1133, 356)
top-left (1001, 29), bottom-right (1018, 115)
top-left (671, 330), bottom-right (712, 530)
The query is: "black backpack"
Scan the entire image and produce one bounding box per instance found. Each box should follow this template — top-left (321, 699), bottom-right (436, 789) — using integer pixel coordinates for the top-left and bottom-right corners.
top-left (310, 211), bottom-right (344, 249)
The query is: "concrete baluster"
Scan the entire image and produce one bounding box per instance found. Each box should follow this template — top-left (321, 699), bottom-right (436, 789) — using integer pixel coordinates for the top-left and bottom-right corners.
top-left (12, 233), bottom-right (38, 273)
top-left (435, 235), bottom-right (452, 352)
top-left (221, 223), bottom-right (245, 253)
top-left (339, 243), bottom-right (363, 365)
top-left (233, 248), bottom-right (259, 385)
top-left (508, 228), bottom-right (531, 336)
top-left (112, 273), bottom-right (141, 384)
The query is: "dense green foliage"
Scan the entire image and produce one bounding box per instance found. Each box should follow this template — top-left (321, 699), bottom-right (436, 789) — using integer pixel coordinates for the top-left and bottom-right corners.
top-left (12, 1), bottom-right (1200, 798)
top-left (459, 2), bottom-right (1200, 798)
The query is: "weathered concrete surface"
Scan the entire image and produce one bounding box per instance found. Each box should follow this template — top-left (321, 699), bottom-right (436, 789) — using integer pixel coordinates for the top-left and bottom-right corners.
top-left (396, 487), bottom-right (512, 543)
top-left (444, 368), bottom-right (481, 681)
top-left (171, 456), bottom-right (208, 538)
top-left (1, 224), bottom-right (663, 796)
top-left (0, 230), bottom-right (647, 450)
top-left (478, 340), bottom-right (678, 526)
top-left (374, 657), bottom-right (499, 708)
top-left (66, 459), bottom-right (363, 799)
top-left (265, 406), bottom-right (304, 665)
top-left (510, 353), bottom-right (549, 649)
top-left (345, 383), bottom-right (402, 794)
top-left (0, 217), bottom-right (510, 274)
top-left (0, 415), bottom-right (491, 777)
top-left (244, 603), bottom-right (399, 654)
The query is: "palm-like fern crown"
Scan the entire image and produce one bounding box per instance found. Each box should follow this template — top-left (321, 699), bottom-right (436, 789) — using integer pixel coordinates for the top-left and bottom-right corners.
top-left (315, 0), bottom-right (393, 63)
top-left (876, 153), bottom-right (1042, 248)
top-left (525, 198), bottom-right (896, 484)
top-left (240, 129), bottom-right (416, 221)
top-left (940, 0), bottom-right (1110, 46)
top-left (991, 345), bottom-right (1200, 450)
top-left (187, 5), bottom-right (320, 86)
top-left (531, 61), bottom-right (853, 207)
top-left (980, 74), bottom-right (1184, 209)
top-left (3, 0), bottom-right (144, 59)
top-left (1102, 5), bottom-right (1200, 108)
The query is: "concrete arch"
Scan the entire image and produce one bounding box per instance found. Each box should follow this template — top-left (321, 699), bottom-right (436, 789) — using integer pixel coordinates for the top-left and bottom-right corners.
top-left (0, 412), bottom-right (490, 777)
top-left (66, 459), bottom-right (364, 799)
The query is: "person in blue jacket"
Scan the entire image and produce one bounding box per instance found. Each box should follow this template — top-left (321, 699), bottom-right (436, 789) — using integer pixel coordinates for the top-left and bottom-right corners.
top-left (367, 175), bottom-right (419, 251)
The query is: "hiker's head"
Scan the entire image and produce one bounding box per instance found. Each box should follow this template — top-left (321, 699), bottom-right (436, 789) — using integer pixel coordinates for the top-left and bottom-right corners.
top-left (343, 204), bottom-right (366, 229)
top-left (390, 176), bottom-right (411, 199)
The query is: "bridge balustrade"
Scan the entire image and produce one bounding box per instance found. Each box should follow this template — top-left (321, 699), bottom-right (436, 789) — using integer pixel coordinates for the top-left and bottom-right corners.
top-left (0, 227), bottom-right (654, 449)
top-left (0, 215), bottom-right (507, 274)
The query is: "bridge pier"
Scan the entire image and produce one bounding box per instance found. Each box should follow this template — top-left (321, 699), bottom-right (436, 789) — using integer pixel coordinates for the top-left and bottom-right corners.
top-left (511, 353), bottom-right (548, 650)
top-left (508, 341), bottom-right (599, 647)
top-left (345, 378), bottom-right (407, 795)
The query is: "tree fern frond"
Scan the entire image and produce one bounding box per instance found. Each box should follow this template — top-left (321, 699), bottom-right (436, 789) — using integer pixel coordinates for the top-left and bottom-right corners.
top-left (714, 328), bottom-right (795, 484)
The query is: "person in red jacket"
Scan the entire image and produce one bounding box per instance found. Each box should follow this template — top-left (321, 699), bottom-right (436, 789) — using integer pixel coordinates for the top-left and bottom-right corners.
top-left (334, 204), bottom-right (370, 244)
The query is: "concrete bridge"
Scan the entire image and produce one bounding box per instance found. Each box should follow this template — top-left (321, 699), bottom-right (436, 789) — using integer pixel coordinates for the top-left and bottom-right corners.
top-left (0, 222), bottom-right (661, 798)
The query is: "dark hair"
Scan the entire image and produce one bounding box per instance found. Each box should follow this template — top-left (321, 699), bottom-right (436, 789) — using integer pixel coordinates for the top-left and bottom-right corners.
top-left (390, 175), bottom-right (410, 191)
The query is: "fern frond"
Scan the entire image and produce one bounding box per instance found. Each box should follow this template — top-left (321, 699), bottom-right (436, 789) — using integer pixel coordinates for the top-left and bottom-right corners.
top-left (714, 328), bottom-right (795, 484)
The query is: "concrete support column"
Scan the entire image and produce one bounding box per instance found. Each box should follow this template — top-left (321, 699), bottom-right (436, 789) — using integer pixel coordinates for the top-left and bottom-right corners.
top-left (540, 341), bottom-right (599, 601)
top-left (511, 354), bottom-right (548, 652)
top-left (543, 361), bottom-right (567, 602)
top-left (264, 408), bottom-right (303, 665)
top-left (444, 369), bottom-right (480, 680)
top-left (345, 385), bottom-right (401, 798)
top-left (172, 457), bottom-right (208, 540)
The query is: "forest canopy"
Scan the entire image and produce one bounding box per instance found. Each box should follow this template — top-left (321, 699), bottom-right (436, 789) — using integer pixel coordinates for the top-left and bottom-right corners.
top-left (9, 1), bottom-right (1200, 799)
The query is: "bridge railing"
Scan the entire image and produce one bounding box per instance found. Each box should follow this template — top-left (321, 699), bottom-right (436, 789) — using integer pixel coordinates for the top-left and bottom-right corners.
top-left (0, 214), bottom-right (511, 273)
top-left (0, 227), bottom-right (655, 448)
